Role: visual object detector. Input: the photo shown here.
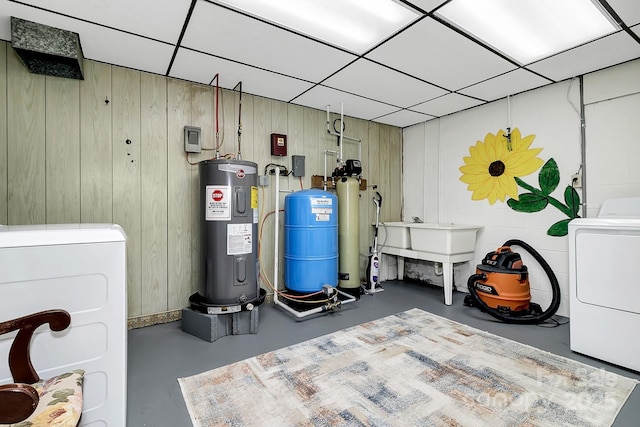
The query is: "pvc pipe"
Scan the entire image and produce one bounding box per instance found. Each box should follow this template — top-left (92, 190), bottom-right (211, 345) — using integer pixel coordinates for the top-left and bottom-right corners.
top-left (275, 299), bottom-right (325, 318)
top-left (326, 105), bottom-right (330, 135)
top-left (273, 166), bottom-right (281, 302)
top-left (339, 102), bottom-right (344, 164)
top-left (323, 150), bottom-right (338, 191)
top-left (325, 104), bottom-right (361, 143)
top-left (274, 289), bottom-right (357, 318)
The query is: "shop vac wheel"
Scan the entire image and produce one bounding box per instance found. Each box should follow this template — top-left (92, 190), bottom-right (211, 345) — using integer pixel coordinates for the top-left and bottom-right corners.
top-left (528, 302), bottom-right (543, 316)
top-left (463, 294), bottom-right (477, 307)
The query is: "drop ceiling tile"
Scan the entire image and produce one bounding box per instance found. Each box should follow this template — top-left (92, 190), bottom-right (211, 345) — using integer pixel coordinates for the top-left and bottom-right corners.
top-left (9, 0), bottom-right (192, 43)
top-left (0, 4), bottom-right (173, 74)
top-left (606, 0), bottom-right (640, 26)
top-left (323, 58), bottom-right (447, 108)
top-left (373, 109), bottom-right (435, 128)
top-left (181, 1), bottom-right (356, 82)
top-left (410, 93), bottom-right (485, 117)
top-left (528, 30), bottom-right (640, 82)
top-left (83, 28), bottom-right (174, 75)
top-left (459, 69), bottom-right (551, 101)
top-left (366, 18), bottom-right (516, 91)
top-left (402, 0), bottom-right (448, 13)
top-left (0, 1), bottom-right (18, 40)
top-left (292, 85), bottom-right (399, 121)
top-left (170, 48), bottom-right (315, 103)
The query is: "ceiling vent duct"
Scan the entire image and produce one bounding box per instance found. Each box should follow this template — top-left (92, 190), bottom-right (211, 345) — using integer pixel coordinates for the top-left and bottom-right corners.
top-left (11, 17), bottom-right (84, 80)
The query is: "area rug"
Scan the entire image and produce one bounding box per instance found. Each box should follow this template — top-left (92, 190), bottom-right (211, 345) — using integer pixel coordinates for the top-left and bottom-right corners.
top-left (178, 308), bottom-right (637, 427)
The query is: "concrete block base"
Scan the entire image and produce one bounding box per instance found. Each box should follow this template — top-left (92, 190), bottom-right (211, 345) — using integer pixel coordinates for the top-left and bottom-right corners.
top-left (181, 307), bottom-right (259, 342)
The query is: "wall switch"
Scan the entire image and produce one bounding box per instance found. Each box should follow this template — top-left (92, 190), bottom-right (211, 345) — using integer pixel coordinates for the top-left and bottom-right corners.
top-left (292, 155), bottom-right (305, 177)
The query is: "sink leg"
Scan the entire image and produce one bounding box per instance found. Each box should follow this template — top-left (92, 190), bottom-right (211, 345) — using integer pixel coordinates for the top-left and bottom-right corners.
top-left (443, 261), bottom-right (453, 305)
top-left (397, 256), bottom-right (405, 280)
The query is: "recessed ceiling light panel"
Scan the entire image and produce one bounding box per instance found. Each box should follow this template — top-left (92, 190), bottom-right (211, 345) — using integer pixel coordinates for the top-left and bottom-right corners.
top-left (436, 0), bottom-right (619, 64)
top-left (214, 0), bottom-right (420, 54)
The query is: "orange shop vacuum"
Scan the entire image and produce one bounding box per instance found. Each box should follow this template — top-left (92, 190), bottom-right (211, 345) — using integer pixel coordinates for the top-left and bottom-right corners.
top-left (463, 239), bottom-right (560, 324)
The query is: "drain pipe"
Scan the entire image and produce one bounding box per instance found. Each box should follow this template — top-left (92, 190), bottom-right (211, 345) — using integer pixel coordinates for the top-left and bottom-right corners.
top-left (578, 76), bottom-right (588, 217)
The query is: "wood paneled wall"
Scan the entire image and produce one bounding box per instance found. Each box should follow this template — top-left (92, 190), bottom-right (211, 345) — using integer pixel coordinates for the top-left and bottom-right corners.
top-left (0, 42), bottom-right (402, 320)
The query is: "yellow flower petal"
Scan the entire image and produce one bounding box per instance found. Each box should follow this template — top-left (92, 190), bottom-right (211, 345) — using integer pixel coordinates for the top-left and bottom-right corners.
top-left (459, 127), bottom-right (542, 205)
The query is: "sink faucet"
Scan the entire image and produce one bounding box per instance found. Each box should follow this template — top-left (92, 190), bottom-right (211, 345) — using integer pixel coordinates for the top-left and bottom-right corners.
top-left (412, 216), bottom-right (423, 223)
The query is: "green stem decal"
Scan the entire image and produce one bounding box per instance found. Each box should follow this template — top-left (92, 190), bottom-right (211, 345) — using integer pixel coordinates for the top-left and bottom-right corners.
top-left (507, 159), bottom-right (580, 236)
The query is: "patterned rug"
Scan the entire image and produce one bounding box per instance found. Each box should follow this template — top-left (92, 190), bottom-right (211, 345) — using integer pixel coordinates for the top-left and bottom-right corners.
top-left (178, 308), bottom-right (637, 426)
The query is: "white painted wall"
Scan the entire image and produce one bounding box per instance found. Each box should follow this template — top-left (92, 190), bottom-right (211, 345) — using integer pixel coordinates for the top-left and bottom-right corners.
top-left (583, 60), bottom-right (640, 217)
top-left (402, 58), bottom-right (640, 318)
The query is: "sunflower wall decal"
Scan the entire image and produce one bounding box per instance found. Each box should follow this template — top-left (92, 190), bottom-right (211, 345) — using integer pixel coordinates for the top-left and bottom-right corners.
top-left (459, 128), bottom-right (581, 236)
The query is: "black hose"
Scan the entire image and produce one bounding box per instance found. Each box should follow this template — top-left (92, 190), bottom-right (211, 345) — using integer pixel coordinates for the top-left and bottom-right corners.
top-left (467, 239), bottom-right (561, 324)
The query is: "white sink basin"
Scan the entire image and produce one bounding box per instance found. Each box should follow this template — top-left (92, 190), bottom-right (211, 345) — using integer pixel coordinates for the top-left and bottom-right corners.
top-left (378, 222), bottom-right (411, 249)
top-left (406, 223), bottom-right (482, 255)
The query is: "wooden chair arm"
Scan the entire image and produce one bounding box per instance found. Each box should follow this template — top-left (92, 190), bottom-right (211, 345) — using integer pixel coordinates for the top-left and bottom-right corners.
top-left (0, 310), bottom-right (71, 384)
top-left (0, 383), bottom-right (39, 424)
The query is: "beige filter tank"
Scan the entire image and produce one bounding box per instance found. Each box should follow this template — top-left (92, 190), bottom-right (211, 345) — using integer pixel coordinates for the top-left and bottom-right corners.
top-left (336, 176), bottom-right (360, 293)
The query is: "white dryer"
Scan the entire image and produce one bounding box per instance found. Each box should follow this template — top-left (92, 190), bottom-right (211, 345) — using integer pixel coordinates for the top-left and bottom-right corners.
top-left (569, 198), bottom-right (640, 372)
top-left (0, 223), bottom-right (128, 425)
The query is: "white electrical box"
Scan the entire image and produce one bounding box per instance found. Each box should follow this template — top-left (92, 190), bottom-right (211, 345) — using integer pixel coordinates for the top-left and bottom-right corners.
top-left (184, 125), bottom-right (201, 153)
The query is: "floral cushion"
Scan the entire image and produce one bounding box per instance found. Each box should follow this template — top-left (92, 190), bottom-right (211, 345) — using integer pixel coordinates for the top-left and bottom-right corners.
top-left (4, 369), bottom-right (84, 427)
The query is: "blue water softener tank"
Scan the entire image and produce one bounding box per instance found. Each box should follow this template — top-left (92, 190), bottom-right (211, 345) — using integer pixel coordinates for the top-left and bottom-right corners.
top-left (284, 189), bottom-right (338, 293)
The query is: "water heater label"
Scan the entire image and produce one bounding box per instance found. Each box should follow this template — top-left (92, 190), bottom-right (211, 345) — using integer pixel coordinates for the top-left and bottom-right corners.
top-left (205, 185), bottom-right (231, 221)
top-left (227, 223), bottom-right (252, 255)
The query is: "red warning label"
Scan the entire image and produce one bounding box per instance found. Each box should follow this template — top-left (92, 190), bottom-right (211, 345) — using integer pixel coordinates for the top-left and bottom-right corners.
top-left (206, 185), bottom-right (231, 221)
top-left (212, 190), bottom-right (224, 201)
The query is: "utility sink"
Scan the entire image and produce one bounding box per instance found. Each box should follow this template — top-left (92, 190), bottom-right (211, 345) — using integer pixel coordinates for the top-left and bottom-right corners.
top-left (378, 222), bottom-right (411, 249)
top-left (406, 223), bottom-right (482, 255)
top-left (377, 222), bottom-right (482, 306)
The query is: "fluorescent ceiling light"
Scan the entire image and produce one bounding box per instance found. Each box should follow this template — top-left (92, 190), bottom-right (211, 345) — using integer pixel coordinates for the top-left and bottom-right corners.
top-left (215, 0), bottom-right (420, 54)
top-left (436, 0), bottom-right (618, 64)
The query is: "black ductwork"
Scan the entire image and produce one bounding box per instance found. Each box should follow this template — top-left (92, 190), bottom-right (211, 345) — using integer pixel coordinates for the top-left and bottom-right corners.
top-left (11, 17), bottom-right (84, 80)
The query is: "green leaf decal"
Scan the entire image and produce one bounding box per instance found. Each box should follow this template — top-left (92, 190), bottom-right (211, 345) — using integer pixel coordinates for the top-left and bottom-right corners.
top-left (538, 158), bottom-right (560, 195)
top-left (564, 185), bottom-right (581, 217)
top-left (507, 193), bottom-right (548, 212)
top-left (547, 219), bottom-right (571, 236)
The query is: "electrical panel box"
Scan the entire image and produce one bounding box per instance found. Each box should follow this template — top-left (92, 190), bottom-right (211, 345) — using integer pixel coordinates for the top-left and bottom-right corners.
top-left (292, 155), bottom-right (305, 177)
top-left (184, 126), bottom-right (201, 153)
top-left (271, 133), bottom-right (287, 156)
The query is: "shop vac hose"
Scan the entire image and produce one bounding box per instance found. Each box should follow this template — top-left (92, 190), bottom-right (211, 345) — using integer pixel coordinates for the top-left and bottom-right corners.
top-left (467, 239), bottom-right (561, 324)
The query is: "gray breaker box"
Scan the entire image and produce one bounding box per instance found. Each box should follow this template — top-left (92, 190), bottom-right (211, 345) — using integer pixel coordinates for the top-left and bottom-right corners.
top-left (181, 307), bottom-right (259, 342)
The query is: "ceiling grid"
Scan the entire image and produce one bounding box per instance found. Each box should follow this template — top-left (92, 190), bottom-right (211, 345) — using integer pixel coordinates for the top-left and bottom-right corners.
top-left (1, 0), bottom-right (638, 127)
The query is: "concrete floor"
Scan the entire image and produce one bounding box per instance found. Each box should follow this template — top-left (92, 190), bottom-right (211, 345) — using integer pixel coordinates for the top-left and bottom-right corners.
top-left (127, 281), bottom-right (639, 426)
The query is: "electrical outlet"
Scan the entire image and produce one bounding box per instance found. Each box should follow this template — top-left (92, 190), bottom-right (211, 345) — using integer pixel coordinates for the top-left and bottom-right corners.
top-left (258, 175), bottom-right (269, 186)
top-left (571, 173), bottom-right (582, 188)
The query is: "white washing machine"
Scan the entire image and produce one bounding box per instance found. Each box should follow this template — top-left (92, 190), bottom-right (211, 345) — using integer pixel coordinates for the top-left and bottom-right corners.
top-left (569, 198), bottom-right (640, 372)
top-left (0, 223), bottom-right (128, 426)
